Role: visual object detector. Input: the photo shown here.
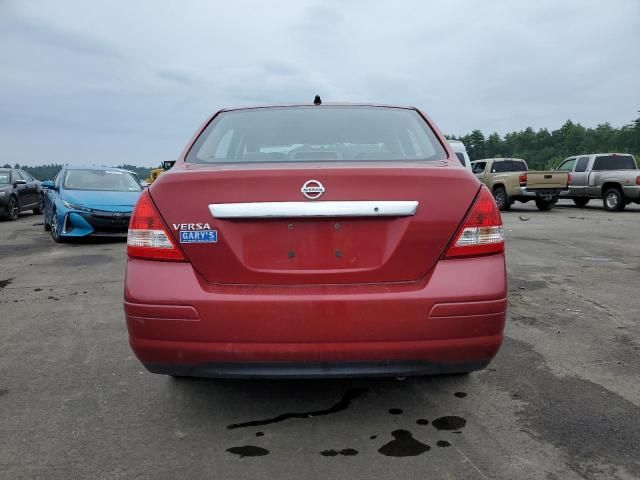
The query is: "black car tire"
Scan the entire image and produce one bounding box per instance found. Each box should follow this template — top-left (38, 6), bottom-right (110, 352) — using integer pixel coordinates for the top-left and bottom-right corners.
top-left (603, 188), bottom-right (625, 212)
top-left (8, 196), bottom-right (19, 221)
top-left (535, 199), bottom-right (554, 211)
top-left (573, 198), bottom-right (589, 208)
top-left (33, 194), bottom-right (44, 215)
top-left (493, 186), bottom-right (510, 211)
top-left (50, 210), bottom-right (65, 243)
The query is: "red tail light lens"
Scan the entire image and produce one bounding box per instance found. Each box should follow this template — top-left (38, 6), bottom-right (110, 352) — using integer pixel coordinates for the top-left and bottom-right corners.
top-left (127, 190), bottom-right (184, 261)
top-left (445, 186), bottom-right (505, 258)
top-left (519, 173), bottom-right (527, 187)
top-left (568, 173), bottom-right (572, 185)
top-left (636, 176), bottom-right (640, 186)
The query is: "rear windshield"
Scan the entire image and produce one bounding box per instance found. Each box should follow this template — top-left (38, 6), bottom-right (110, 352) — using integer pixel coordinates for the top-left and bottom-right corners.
top-left (187, 106), bottom-right (447, 164)
top-left (63, 170), bottom-right (142, 192)
top-left (491, 160), bottom-right (528, 173)
top-left (0, 171), bottom-right (10, 184)
top-left (592, 155), bottom-right (636, 171)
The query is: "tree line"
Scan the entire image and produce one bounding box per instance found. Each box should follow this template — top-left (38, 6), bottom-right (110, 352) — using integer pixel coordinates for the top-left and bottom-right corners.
top-left (2, 163), bottom-right (154, 181)
top-left (448, 114), bottom-right (640, 170)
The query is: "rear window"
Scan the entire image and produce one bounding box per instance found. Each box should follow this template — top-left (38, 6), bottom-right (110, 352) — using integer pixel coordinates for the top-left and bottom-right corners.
top-left (491, 162), bottom-right (508, 173)
top-left (187, 106), bottom-right (447, 164)
top-left (510, 161), bottom-right (527, 172)
top-left (592, 155), bottom-right (636, 171)
top-left (0, 171), bottom-right (10, 185)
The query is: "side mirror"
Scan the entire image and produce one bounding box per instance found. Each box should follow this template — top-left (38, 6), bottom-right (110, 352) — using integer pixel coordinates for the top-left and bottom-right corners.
top-left (14, 179), bottom-right (27, 186)
top-left (41, 180), bottom-right (56, 190)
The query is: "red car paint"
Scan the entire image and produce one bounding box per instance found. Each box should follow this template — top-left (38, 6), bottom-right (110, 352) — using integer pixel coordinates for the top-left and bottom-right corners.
top-left (124, 104), bottom-right (507, 378)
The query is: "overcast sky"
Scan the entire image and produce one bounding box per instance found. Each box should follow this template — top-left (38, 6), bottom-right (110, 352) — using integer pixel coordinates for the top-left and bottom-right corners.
top-left (1, 0), bottom-right (639, 167)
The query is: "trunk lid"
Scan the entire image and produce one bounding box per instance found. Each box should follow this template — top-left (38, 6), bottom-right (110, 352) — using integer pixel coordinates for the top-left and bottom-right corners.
top-left (150, 162), bottom-right (479, 285)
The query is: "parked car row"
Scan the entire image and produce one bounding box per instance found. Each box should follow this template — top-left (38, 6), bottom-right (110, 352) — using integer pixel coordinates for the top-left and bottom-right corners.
top-left (467, 153), bottom-right (639, 212)
top-left (1, 165), bottom-right (143, 242)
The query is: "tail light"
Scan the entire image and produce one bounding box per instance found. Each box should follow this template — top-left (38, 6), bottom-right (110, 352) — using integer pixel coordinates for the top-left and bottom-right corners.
top-left (636, 176), bottom-right (640, 186)
top-left (127, 190), bottom-right (184, 261)
top-left (444, 186), bottom-right (504, 258)
top-left (568, 173), bottom-right (572, 185)
top-left (518, 173), bottom-right (527, 187)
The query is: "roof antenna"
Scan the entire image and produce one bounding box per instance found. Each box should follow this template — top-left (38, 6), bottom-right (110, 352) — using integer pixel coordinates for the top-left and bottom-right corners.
top-left (313, 94), bottom-right (322, 105)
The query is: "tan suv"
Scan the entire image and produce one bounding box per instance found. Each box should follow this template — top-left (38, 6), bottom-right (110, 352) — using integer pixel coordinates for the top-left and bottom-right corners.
top-left (471, 158), bottom-right (570, 211)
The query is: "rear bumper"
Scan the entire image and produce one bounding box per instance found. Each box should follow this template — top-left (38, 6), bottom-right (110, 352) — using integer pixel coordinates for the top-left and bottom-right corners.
top-left (124, 254), bottom-right (507, 377)
top-left (143, 359), bottom-right (491, 379)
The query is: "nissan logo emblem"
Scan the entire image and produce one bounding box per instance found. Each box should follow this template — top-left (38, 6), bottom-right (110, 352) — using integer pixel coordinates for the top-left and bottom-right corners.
top-left (301, 179), bottom-right (325, 200)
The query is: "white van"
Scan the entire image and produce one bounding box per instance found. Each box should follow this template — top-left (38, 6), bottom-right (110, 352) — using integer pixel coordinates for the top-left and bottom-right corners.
top-left (448, 140), bottom-right (472, 171)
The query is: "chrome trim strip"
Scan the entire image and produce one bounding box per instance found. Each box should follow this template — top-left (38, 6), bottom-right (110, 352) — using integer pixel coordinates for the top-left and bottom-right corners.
top-left (209, 201), bottom-right (419, 219)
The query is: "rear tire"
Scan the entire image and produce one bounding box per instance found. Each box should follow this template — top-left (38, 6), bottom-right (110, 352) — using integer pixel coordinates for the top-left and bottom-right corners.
top-left (535, 198), bottom-right (554, 211)
top-left (493, 186), bottom-right (510, 211)
top-left (573, 198), bottom-right (589, 208)
top-left (603, 188), bottom-right (625, 212)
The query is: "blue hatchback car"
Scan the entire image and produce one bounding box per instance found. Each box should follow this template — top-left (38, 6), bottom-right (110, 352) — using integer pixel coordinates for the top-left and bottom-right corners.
top-left (42, 166), bottom-right (143, 242)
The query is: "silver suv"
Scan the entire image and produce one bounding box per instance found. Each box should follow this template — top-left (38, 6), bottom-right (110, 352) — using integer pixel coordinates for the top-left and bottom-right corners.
top-left (557, 153), bottom-right (640, 211)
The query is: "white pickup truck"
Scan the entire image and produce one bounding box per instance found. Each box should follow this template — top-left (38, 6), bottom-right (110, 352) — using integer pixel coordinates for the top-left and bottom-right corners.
top-left (557, 153), bottom-right (640, 211)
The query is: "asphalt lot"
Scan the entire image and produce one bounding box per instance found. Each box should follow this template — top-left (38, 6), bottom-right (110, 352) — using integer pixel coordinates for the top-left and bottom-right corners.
top-left (1, 200), bottom-right (639, 480)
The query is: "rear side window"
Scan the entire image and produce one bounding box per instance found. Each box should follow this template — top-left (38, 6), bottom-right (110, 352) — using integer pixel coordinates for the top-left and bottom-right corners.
top-left (592, 155), bottom-right (636, 171)
top-left (472, 162), bottom-right (486, 174)
top-left (575, 157), bottom-right (589, 172)
top-left (187, 106), bottom-right (447, 163)
top-left (558, 159), bottom-right (576, 171)
top-left (20, 170), bottom-right (35, 182)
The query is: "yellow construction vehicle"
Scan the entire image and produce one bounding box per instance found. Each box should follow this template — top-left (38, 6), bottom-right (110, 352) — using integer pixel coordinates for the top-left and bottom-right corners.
top-left (145, 160), bottom-right (175, 185)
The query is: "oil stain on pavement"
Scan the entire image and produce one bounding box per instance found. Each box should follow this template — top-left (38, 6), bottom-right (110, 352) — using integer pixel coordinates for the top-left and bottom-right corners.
top-left (432, 416), bottom-right (467, 430)
top-left (226, 388), bottom-right (469, 458)
top-left (226, 446), bottom-right (270, 458)
top-left (227, 388), bottom-right (368, 430)
top-left (320, 448), bottom-right (359, 457)
top-left (378, 430), bottom-right (430, 457)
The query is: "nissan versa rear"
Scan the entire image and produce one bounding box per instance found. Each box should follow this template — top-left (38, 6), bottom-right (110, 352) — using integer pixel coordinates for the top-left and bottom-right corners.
top-left (124, 103), bottom-right (507, 378)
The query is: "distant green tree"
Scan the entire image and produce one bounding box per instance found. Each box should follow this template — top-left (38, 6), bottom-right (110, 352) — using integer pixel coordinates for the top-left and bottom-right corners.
top-left (450, 113), bottom-right (640, 168)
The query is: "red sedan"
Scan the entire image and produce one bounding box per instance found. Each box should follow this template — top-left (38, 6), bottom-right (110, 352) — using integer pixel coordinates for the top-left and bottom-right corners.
top-left (124, 102), bottom-right (506, 378)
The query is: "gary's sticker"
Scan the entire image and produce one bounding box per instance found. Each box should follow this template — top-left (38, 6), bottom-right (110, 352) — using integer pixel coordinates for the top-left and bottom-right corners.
top-left (179, 230), bottom-right (218, 243)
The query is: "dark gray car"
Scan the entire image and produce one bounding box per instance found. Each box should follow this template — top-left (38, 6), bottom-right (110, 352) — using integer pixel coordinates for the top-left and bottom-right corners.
top-left (0, 168), bottom-right (43, 220)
